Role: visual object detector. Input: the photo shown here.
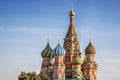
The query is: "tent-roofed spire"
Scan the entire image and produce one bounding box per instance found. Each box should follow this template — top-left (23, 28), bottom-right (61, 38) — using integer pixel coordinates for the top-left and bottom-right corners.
top-left (66, 8), bottom-right (76, 37)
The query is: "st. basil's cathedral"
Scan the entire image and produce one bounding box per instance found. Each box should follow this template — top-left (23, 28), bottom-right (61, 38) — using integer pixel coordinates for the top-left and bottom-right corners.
top-left (40, 9), bottom-right (98, 80)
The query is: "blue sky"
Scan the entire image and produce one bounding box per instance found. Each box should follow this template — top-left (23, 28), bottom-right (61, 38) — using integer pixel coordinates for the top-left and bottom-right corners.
top-left (0, 0), bottom-right (120, 80)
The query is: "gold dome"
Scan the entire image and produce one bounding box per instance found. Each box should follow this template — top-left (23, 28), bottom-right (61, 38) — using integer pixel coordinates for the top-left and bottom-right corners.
top-left (85, 42), bottom-right (96, 54)
top-left (69, 9), bottom-right (75, 16)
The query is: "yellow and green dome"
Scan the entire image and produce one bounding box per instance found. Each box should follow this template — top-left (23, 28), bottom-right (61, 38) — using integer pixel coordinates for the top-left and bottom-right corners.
top-left (41, 42), bottom-right (53, 58)
top-left (72, 54), bottom-right (82, 65)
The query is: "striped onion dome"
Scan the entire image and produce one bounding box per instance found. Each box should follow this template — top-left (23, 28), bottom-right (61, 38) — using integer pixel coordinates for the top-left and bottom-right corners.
top-left (53, 43), bottom-right (65, 56)
top-left (85, 42), bottom-right (96, 54)
top-left (41, 42), bottom-right (53, 58)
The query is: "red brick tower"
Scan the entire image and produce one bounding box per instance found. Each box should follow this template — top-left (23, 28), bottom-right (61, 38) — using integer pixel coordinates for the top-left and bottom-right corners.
top-left (63, 9), bottom-right (81, 78)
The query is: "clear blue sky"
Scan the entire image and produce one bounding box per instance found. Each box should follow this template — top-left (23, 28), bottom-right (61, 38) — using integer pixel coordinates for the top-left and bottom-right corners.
top-left (0, 0), bottom-right (120, 80)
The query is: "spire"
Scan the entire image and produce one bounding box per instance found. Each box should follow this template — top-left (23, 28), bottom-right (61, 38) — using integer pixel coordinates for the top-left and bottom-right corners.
top-left (58, 36), bottom-right (60, 43)
top-left (66, 8), bottom-right (76, 37)
top-left (89, 38), bottom-right (92, 43)
top-left (47, 38), bottom-right (49, 43)
top-left (72, 2), bottom-right (73, 11)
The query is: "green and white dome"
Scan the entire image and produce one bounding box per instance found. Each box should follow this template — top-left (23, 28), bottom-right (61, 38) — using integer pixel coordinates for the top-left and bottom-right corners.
top-left (41, 42), bottom-right (53, 58)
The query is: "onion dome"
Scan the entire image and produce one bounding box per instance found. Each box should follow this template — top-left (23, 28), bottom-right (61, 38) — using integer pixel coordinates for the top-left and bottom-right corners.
top-left (85, 42), bottom-right (96, 54)
top-left (69, 9), bottom-right (75, 16)
top-left (41, 42), bottom-right (53, 58)
top-left (53, 43), bottom-right (65, 56)
top-left (72, 54), bottom-right (82, 65)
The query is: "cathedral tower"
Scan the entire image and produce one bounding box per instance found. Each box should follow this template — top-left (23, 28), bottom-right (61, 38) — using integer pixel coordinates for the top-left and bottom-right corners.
top-left (63, 9), bottom-right (81, 78)
top-left (52, 42), bottom-right (65, 80)
top-left (82, 41), bottom-right (98, 80)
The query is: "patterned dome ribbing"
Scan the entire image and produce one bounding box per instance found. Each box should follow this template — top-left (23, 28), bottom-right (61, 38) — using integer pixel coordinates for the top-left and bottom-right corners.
top-left (41, 42), bottom-right (53, 58)
top-left (53, 43), bottom-right (65, 56)
top-left (85, 42), bottom-right (96, 54)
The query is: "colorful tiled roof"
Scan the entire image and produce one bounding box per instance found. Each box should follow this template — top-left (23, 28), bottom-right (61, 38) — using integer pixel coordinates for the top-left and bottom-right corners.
top-left (41, 42), bottom-right (53, 58)
top-left (53, 43), bottom-right (65, 56)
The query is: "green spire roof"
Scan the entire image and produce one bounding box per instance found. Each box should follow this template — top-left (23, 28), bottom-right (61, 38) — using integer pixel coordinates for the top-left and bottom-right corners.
top-left (41, 42), bottom-right (53, 58)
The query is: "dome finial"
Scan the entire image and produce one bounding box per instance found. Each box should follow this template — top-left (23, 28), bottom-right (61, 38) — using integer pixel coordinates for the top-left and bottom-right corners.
top-left (89, 38), bottom-right (92, 43)
top-left (69, 4), bottom-right (75, 16)
top-left (47, 37), bottom-right (49, 43)
top-left (58, 36), bottom-right (60, 42)
top-left (72, 2), bottom-right (74, 11)
top-left (89, 33), bottom-right (92, 43)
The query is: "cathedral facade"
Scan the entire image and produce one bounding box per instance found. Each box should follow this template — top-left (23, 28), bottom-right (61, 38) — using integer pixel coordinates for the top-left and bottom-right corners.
top-left (40, 9), bottom-right (98, 80)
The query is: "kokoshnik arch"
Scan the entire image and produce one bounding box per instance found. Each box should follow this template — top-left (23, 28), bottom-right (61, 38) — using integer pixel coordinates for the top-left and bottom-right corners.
top-left (40, 9), bottom-right (98, 80)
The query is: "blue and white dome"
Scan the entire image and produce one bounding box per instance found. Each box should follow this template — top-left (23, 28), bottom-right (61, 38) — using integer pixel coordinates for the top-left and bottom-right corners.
top-left (53, 43), bottom-right (65, 56)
